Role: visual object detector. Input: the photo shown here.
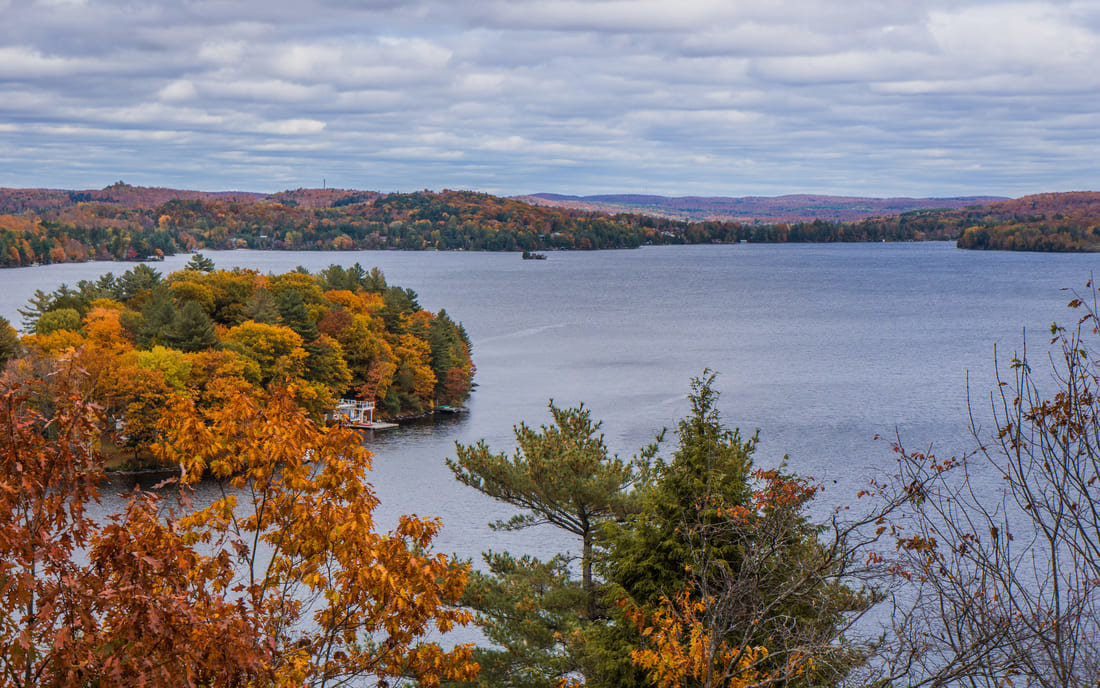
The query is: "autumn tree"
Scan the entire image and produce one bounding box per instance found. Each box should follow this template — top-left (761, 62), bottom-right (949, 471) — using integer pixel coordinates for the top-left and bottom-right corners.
top-left (158, 386), bottom-right (479, 687)
top-left (222, 321), bottom-right (307, 385)
top-left (97, 347), bottom-right (187, 461)
top-left (0, 354), bottom-right (480, 686)
top-left (0, 361), bottom-right (105, 687)
top-left (0, 359), bottom-right (269, 687)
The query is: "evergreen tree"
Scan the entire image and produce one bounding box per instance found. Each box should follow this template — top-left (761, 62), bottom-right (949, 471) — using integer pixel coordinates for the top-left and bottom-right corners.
top-left (76, 273), bottom-right (122, 302)
top-left (136, 290), bottom-right (177, 348)
top-left (381, 286), bottom-right (420, 332)
top-left (238, 289), bottom-right (280, 324)
top-left (447, 403), bottom-right (645, 686)
top-left (429, 310), bottom-right (474, 404)
top-left (184, 253), bottom-right (216, 272)
top-left (589, 373), bottom-right (870, 687)
top-left (46, 283), bottom-right (87, 315)
top-left (164, 300), bottom-right (217, 352)
top-left (365, 267), bottom-right (387, 292)
top-left (0, 317), bottom-right (19, 366)
top-left (604, 374), bottom-right (754, 607)
top-left (317, 262), bottom-right (368, 291)
top-left (18, 289), bottom-right (53, 332)
top-left (458, 552), bottom-right (586, 688)
top-left (118, 264), bottom-right (162, 301)
top-left (302, 335), bottom-right (352, 398)
top-left (277, 288), bottom-right (320, 342)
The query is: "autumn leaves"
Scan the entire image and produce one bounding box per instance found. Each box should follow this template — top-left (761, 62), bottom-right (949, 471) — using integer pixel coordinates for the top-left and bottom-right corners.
top-left (0, 375), bottom-right (477, 687)
top-left (11, 261), bottom-right (474, 468)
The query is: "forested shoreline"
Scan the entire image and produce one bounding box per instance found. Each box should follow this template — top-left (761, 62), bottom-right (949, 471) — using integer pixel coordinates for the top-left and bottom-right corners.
top-left (5, 257), bottom-right (474, 467)
top-left (0, 184), bottom-right (1097, 267)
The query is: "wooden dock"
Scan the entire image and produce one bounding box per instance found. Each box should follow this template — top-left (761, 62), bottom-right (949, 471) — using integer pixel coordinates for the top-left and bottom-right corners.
top-left (331, 399), bottom-right (398, 430)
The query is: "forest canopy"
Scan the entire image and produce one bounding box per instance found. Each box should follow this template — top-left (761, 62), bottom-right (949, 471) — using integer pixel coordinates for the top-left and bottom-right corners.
top-left (1, 184), bottom-right (1097, 264)
top-left (7, 258), bottom-right (474, 467)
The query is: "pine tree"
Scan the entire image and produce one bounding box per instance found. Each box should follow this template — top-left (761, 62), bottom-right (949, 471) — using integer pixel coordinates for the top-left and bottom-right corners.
top-left (447, 403), bottom-right (645, 686)
top-left (135, 290), bottom-right (177, 348)
top-left (238, 289), bottom-right (280, 324)
top-left (18, 289), bottom-right (54, 332)
top-left (164, 300), bottom-right (217, 353)
top-left (118, 264), bottom-right (162, 302)
top-left (277, 289), bottom-right (319, 342)
top-left (184, 253), bottom-right (215, 272)
top-left (590, 373), bottom-right (870, 688)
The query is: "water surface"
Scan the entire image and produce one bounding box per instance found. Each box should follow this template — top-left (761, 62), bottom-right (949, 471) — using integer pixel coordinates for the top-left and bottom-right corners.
top-left (3, 243), bottom-right (1096, 562)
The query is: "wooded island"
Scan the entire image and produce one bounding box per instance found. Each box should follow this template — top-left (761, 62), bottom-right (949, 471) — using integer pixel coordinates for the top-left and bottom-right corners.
top-left (6, 257), bottom-right (474, 467)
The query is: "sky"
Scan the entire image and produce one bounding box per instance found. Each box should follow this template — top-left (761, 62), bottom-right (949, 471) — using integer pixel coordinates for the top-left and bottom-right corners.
top-left (1, 0), bottom-right (1098, 197)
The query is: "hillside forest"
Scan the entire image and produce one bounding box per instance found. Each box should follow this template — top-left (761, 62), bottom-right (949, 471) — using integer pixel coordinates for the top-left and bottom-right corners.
top-left (0, 184), bottom-right (1097, 268)
top-left (4, 257), bottom-right (474, 466)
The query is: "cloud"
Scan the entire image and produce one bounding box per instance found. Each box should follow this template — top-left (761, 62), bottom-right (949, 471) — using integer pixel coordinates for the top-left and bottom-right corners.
top-left (255, 118), bottom-right (327, 135)
top-left (0, 46), bottom-right (94, 78)
top-left (0, 0), bottom-right (1097, 196)
top-left (198, 40), bottom-right (249, 65)
top-left (158, 80), bottom-right (198, 102)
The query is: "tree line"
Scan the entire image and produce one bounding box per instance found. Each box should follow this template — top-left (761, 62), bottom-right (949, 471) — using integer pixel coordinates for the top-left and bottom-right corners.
top-left (1, 185), bottom-right (1098, 263)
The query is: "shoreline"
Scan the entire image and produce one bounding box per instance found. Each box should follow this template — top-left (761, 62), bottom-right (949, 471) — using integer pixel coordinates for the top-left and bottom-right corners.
top-left (104, 406), bottom-right (468, 476)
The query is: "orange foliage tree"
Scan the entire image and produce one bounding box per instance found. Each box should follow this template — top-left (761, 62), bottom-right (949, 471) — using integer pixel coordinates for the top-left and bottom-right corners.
top-left (0, 360), bottom-right (269, 686)
top-left (0, 359), bottom-right (478, 687)
top-left (157, 386), bottom-right (478, 687)
top-left (630, 589), bottom-right (779, 688)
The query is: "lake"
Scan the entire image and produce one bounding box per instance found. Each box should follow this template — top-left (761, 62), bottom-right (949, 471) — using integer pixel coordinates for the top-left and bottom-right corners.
top-left (3, 242), bottom-right (1097, 563)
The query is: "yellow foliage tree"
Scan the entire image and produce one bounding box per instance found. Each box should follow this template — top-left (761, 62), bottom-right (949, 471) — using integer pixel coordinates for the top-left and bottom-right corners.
top-left (323, 289), bottom-right (384, 317)
top-left (156, 387), bottom-right (479, 687)
top-left (392, 332), bottom-right (437, 410)
top-left (330, 313), bottom-right (396, 401)
top-left (223, 321), bottom-right (308, 385)
top-left (631, 588), bottom-right (808, 688)
top-left (24, 329), bottom-right (85, 356)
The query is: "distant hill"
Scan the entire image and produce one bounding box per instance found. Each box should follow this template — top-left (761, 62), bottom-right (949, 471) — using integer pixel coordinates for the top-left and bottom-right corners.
top-left (951, 191), bottom-right (1100, 251)
top-left (0, 183), bottom-right (1094, 268)
top-left (518, 193), bottom-right (1007, 222)
top-left (0, 182), bottom-right (266, 214)
top-left (0, 184), bottom-right (702, 266)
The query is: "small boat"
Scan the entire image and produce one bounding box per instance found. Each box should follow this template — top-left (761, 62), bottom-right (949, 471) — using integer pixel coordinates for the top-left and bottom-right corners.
top-left (521, 250), bottom-right (547, 260)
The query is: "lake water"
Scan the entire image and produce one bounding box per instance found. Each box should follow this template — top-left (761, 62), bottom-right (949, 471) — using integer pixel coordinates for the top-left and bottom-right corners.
top-left (3, 242), bottom-right (1098, 563)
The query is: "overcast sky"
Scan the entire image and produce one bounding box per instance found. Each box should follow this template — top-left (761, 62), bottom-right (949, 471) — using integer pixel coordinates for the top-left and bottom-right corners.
top-left (1, 0), bottom-right (1097, 197)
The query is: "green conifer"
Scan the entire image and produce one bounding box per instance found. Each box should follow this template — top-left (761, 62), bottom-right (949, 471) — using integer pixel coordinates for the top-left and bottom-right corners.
top-left (165, 300), bottom-right (217, 352)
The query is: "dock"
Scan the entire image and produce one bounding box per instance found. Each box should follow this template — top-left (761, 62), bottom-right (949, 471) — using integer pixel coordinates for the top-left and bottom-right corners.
top-left (331, 399), bottom-right (398, 430)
